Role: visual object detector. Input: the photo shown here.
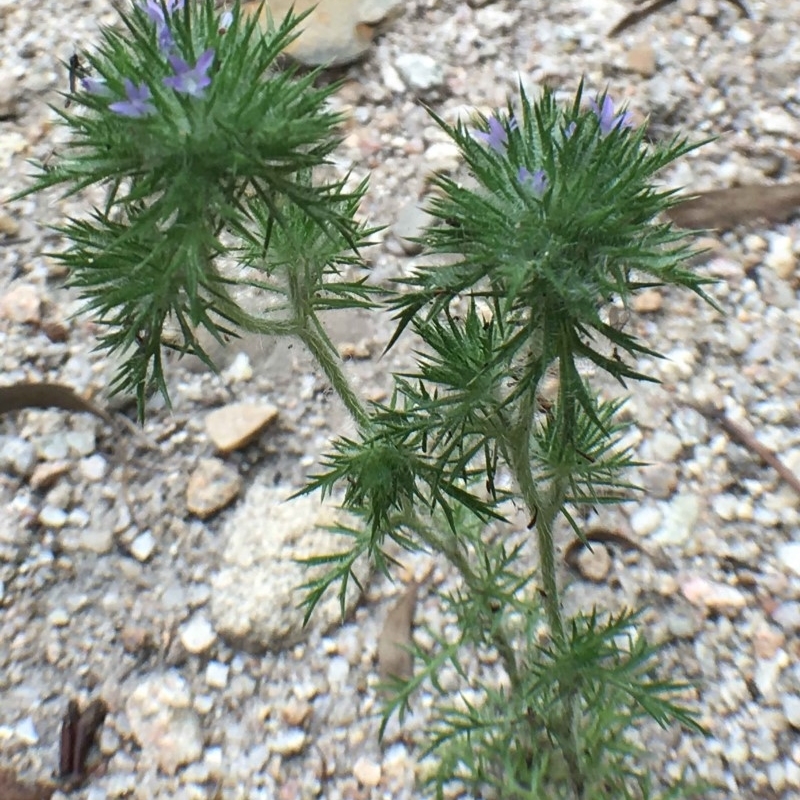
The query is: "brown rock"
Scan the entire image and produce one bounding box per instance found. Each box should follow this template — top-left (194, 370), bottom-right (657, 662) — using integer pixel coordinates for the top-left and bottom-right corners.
top-left (338, 341), bottom-right (372, 360)
top-left (186, 458), bottom-right (242, 519)
top-left (204, 403), bottom-right (278, 454)
top-left (753, 626), bottom-right (785, 660)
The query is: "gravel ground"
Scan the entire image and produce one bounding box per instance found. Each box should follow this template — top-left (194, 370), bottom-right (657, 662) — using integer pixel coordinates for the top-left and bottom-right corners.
top-left (2, 0), bottom-right (800, 798)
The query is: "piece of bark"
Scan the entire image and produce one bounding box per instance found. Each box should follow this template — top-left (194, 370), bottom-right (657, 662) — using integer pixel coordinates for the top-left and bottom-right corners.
top-left (59, 700), bottom-right (80, 778)
top-left (71, 699), bottom-right (109, 778)
top-left (666, 183), bottom-right (800, 230)
top-left (377, 582), bottom-right (418, 682)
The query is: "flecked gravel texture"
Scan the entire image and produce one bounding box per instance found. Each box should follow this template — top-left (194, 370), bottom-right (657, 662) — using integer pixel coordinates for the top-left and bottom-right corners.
top-left (2, 0), bottom-right (800, 798)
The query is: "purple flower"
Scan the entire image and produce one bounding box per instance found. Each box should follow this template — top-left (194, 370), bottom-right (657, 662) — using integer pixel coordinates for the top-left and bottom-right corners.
top-left (142, 0), bottom-right (182, 52)
top-left (563, 121), bottom-right (577, 138)
top-left (142, 0), bottom-right (182, 24)
top-left (589, 95), bottom-right (634, 136)
top-left (109, 79), bottom-right (155, 118)
top-left (163, 49), bottom-right (214, 98)
top-left (157, 23), bottom-right (175, 52)
top-left (81, 76), bottom-right (111, 96)
top-left (475, 115), bottom-right (517, 154)
top-left (518, 167), bottom-right (549, 197)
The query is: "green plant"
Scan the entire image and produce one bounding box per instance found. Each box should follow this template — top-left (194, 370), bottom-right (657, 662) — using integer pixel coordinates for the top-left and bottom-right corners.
top-left (18, 2), bottom-right (715, 796)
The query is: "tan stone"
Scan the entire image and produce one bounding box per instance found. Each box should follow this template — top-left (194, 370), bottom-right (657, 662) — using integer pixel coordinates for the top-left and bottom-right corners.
top-left (281, 698), bottom-right (313, 727)
top-left (0, 283), bottom-right (41, 324)
top-left (244, 0), bottom-right (403, 66)
top-left (353, 756), bottom-right (382, 787)
top-left (576, 544), bottom-right (612, 583)
top-left (0, 212), bottom-right (20, 237)
top-left (186, 458), bottom-right (242, 519)
top-left (632, 288), bottom-right (663, 314)
top-left (626, 42), bottom-right (657, 78)
top-left (204, 403), bottom-right (278, 454)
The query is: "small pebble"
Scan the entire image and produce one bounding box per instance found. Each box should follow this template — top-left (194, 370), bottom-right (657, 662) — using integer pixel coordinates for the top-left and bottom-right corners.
top-left (270, 728), bottom-right (307, 756)
top-left (179, 614), bottom-right (217, 654)
top-left (395, 53), bottom-right (444, 91)
top-left (79, 454), bottom-right (107, 482)
top-left (782, 695), bottom-right (800, 729)
top-left (39, 505), bottom-right (68, 528)
top-left (130, 530), bottom-right (156, 562)
top-left (777, 543), bottom-right (800, 577)
top-left (630, 505), bottom-right (662, 536)
top-left (576, 543), bottom-right (612, 582)
top-left (14, 717), bottom-right (39, 745)
top-left (353, 756), bottom-right (382, 787)
top-left (0, 436), bottom-right (37, 477)
top-left (205, 661), bottom-right (229, 689)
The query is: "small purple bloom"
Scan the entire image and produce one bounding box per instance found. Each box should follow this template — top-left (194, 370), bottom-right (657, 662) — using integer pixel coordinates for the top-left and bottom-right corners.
top-left (163, 49), bottom-right (214, 98)
top-left (143, 0), bottom-right (166, 26)
top-left (589, 95), bottom-right (634, 136)
top-left (157, 23), bottom-right (175, 52)
top-left (142, 0), bottom-right (182, 52)
top-left (518, 167), bottom-right (548, 197)
top-left (81, 76), bottom-right (111, 96)
top-left (109, 79), bottom-right (155, 118)
top-left (143, 0), bottom-right (182, 23)
top-left (563, 121), bottom-right (577, 138)
top-left (475, 115), bottom-right (517, 154)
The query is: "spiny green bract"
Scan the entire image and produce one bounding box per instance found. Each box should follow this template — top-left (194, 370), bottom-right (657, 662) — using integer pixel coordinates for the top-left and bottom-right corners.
top-left (18, 0), bottom-right (365, 417)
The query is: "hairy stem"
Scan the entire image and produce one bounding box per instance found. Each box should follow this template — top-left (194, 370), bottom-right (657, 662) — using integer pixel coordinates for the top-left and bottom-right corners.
top-left (299, 320), bottom-right (372, 430)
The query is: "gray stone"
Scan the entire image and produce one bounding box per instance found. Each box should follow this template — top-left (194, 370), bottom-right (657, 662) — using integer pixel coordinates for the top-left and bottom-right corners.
top-left (179, 613), bottom-right (217, 654)
top-left (130, 530), bottom-right (156, 562)
top-left (392, 201), bottom-right (431, 255)
top-left (652, 493), bottom-right (700, 546)
top-left (0, 436), bottom-right (37, 477)
top-left (395, 53), bottom-right (444, 91)
top-left (777, 543), bottom-right (800, 577)
top-left (126, 671), bottom-right (204, 775)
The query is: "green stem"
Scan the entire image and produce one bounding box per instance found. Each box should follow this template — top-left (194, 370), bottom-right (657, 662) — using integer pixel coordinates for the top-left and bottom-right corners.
top-left (299, 319), bottom-right (372, 431)
top-left (507, 388), bottom-right (566, 644)
top-left (401, 509), bottom-right (521, 690)
top-left (506, 385), bottom-right (588, 799)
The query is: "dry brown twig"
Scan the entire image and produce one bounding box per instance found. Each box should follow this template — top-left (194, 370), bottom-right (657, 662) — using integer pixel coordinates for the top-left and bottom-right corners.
top-left (609, 0), bottom-right (751, 38)
top-left (690, 404), bottom-right (800, 498)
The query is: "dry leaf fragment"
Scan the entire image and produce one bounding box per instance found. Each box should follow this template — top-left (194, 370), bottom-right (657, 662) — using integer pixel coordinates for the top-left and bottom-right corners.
top-left (666, 183), bottom-right (800, 230)
top-left (609, 0), bottom-right (750, 38)
top-left (377, 582), bottom-right (418, 682)
top-left (58, 698), bottom-right (109, 788)
top-left (0, 382), bottom-right (115, 426)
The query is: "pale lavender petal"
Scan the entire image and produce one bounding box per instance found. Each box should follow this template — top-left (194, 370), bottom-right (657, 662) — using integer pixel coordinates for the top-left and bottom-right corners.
top-left (518, 167), bottom-right (549, 197)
